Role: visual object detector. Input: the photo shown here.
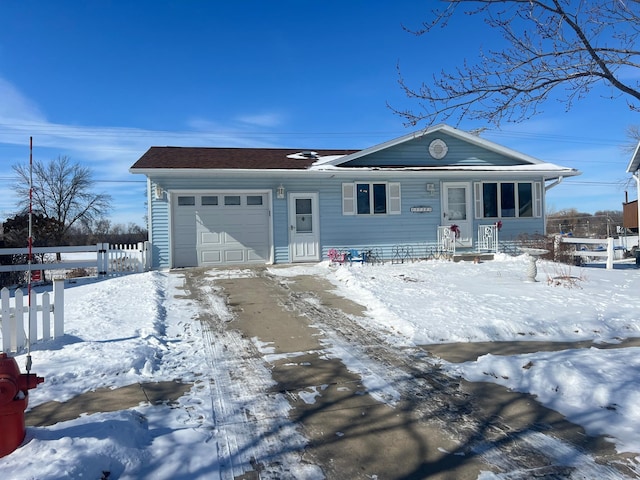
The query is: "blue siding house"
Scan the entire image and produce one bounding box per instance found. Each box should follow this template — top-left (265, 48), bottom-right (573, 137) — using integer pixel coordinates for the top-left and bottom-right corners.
top-left (129, 124), bottom-right (580, 269)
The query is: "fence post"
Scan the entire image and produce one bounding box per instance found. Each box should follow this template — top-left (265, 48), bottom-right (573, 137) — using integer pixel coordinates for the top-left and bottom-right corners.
top-left (42, 292), bottom-right (51, 342)
top-left (29, 291), bottom-right (38, 346)
top-left (606, 237), bottom-right (614, 270)
top-left (143, 241), bottom-right (151, 271)
top-left (97, 243), bottom-right (108, 276)
top-left (1, 287), bottom-right (10, 353)
top-left (53, 279), bottom-right (64, 339)
top-left (14, 289), bottom-right (24, 352)
top-left (135, 242), bottom-right (141, 272)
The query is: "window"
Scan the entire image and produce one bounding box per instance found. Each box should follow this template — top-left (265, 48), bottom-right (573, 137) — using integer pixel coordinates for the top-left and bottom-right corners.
top-left (295, 198), bottom-right (313, 233)
top-left (356, 183), bottom-right (371, 214)
top-left (355, 183), bottom-right (387, 214)
top-left (447, 186), bottom-right (467, 220)
top-left (372, 184), bottom-right (387, 214)
top-left (246, 195), bottom-right (263, 206)
top-left (501, 183), bottom-right (516, 217)
top-left (482, 184), bottom-right (498, 218)
top-left (475, 181), bottom-right (541, 218)
top-left (342, 182), bottom-right (401, 215)
top-left (177, 196), bottom-right (195, 206)
top-left (224, 195), bottom-right (241, 206)
top-left (518, 183), bottom-right (533, 217)
top-left (356, 183), bottom-right (386, 214)
top-left (201, 196), bottom-right (218, 206)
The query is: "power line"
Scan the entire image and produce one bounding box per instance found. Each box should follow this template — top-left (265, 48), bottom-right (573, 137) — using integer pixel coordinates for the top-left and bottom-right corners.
top-left (94, 180), bottom-right (146, 184)
top-left (0, 125), bottom-right (405, 138)
top-left (0, 122), bottom-right (632, 146)
top-left (563, 180), bottom-right (630, 186)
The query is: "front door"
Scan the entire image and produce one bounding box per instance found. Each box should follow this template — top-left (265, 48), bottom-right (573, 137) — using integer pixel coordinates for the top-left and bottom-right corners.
top-left (442, 182), bottom-right (473, 247)
top-left (289, 193), bottom-right (320, 262)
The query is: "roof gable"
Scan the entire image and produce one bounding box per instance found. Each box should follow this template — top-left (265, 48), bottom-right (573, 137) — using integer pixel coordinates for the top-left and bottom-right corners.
top-left (321, 124), bottom-right (542, 168)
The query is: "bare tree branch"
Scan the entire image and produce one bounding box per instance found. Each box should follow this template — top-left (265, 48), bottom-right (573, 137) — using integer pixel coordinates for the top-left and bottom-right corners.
top-left (392, 0), bottom-right (640, 127)
top-left (12, 155), bottom-right (112, 244)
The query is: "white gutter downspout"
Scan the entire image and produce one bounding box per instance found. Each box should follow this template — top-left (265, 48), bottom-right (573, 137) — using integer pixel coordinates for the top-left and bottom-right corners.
top-left (545, 176), bottom-right (563, 192)
top-left (541, 176), bottom-right (564, 235)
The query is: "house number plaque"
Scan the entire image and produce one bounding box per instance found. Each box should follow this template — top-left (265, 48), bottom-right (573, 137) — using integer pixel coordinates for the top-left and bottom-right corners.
top-left (410, 206), bottom-right (433, 213)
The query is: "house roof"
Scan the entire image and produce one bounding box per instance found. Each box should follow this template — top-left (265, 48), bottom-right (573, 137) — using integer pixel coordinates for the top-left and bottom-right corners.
top-left (129, 125), bottom-right (580, 180)
top-left (130, 147), bottom-right (357, 170)
top-left (627, 141), bottom-right (640, 173)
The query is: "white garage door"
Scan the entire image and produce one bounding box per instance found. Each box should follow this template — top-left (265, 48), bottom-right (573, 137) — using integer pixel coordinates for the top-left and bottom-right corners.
top-left (172, 192), bottom-right (270, 267)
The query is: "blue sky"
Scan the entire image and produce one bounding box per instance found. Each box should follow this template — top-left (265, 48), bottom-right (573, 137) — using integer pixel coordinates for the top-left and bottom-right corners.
top-left (0, 1), bottom-right (638, 227)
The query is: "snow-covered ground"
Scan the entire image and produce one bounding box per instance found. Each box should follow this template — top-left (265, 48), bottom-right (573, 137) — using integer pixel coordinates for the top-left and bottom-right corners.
top-left (0, 253), bottom-right (639, 478)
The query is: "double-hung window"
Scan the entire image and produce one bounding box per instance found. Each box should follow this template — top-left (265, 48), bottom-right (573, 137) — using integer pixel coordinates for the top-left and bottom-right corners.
top-left (474, 181), bottom-right (542, 219)
top-left (342, 182), bottom-right (401, 215)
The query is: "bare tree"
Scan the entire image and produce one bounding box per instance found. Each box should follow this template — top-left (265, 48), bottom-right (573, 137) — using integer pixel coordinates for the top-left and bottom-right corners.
top-left (625, 124), bottom-right (640, 154)
top-left (393, 0), bottom-right (640, 127)
top-left (12, 155), bottom-right (112, 244)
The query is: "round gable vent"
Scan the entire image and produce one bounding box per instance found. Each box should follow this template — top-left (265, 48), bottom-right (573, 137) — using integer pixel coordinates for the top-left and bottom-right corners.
top-left (428, 139), bottom-right (448, 160)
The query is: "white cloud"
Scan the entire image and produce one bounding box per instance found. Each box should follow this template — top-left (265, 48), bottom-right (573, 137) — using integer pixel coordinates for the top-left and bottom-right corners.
top-left (0, 77), bottom-right (46, 123)
top-left (0, 79), bottom-right (284, 178)
top-left (0, 78), bottom-right (284, 225)
top-left (235, 111), bottom-right (284, 128)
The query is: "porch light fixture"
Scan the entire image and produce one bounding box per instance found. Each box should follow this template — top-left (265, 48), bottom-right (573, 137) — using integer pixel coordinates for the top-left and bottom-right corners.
top-left (153, 184), bottom-right (164, 200)
top-left (276, 184), bottom-right (285, 199)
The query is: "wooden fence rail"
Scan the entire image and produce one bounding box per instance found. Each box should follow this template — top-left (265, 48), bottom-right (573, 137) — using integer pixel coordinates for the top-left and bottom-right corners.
top-left (1, 279), bottom-right (64, 353)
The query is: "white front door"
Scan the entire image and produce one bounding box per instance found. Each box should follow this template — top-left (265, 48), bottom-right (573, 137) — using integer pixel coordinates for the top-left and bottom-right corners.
top-left (289, 193), bottom-right (320, 262)
top-left (442, 182), bottom-right (473, 247)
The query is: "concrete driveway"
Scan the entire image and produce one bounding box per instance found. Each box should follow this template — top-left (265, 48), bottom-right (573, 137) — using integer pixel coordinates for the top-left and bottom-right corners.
top-left (179, 266), bottom-right (637, 480)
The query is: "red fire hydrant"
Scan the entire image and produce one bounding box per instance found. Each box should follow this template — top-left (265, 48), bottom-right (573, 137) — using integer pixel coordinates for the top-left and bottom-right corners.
top-left (0, 353), bottom-right (44, 457)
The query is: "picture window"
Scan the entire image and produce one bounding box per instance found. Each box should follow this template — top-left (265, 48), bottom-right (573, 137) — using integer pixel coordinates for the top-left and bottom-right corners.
top-left (479, 182), bottom-right (538, 218)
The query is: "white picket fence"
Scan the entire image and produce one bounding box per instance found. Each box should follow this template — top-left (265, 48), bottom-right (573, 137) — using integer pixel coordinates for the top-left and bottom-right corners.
top-left (0, 242), bottom-right (151, 277)
top-left (557, 236), bottom-right (615, 270)
top-left (1, 279), bottom-right (64, 353)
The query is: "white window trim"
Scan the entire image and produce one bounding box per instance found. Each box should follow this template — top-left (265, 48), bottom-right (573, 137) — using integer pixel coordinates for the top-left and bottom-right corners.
top-left (342, 182), bottom-right (401, 216)
top-left (473, 181), bottom-right (542, 219)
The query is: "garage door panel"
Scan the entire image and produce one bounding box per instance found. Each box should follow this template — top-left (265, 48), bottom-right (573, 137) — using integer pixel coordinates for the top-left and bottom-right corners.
top-left (201, 250), bottom-right (222, 263)
top-left (200, 231), bottom-right (222, 245)
top-left (174, 192), bottom-right (270, 267)
top-left (224, 250), bottom-right (245, 263)
top-left (247, 250), bottom-right (266, 261)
